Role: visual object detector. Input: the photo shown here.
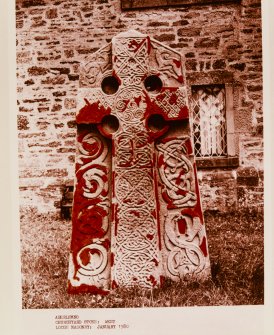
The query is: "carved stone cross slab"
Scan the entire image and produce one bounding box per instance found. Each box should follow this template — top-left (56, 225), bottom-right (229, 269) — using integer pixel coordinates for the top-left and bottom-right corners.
top-left (68, 30), bottom-right (210, 294)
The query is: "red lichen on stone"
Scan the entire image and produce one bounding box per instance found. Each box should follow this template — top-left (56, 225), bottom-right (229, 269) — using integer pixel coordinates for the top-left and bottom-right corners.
top-left (183, 138), bottom-right (193, 155)
top-left (134, 95), bottom-right (142, 107)
top-left (152, 258), bottom-right (159, 266)
top-left (111, 252), bottom-right (114, 266)
top-left (112, 70), bottom-right (122, 85)
top-left (177, 217), bottom-right (187, 234)
top-left (68, 281), bottom-right (109, 295)
top-left (101, 238), bottom-right (111, 251)
top-left (199, 236), bottom-right (208, 257)
top-left (112, 280), bottom-right (118, 289)
top-left (114, 204), bottom-right (119, 236)
top-left (176, 189), bottom-right (188, 196)
top-left (76, 205), bottom-right (108, 238)
top-left (128, 37), bottom-right (148, 53)
top-left (162, 190), bottom-right (172, 208)
top-left (175, 168), bottom-right (186, 185)
top-left (97, 123), bottom-right (114, 139)
top-left (177, 75), bottom-right (184, 84)
top-left (193, 162), bottom-right (204, 224)
top-left (173, 59), bottom-right (182, 68)
top-left (178, 105), bottom-right (189, 119)
top-left (160, 275), bottom-right (165, 287)
top-left (148, 275), bottom-right (157, 286)
top-left (160, 136), bottom-right (178, 144)
top-left (169, 92), bottom-right (178, 105)
top-left (77, 99), bottom-right (111, 124)
top-left (147, 126), bottom-right (169, 143)
top-left (131, 210), bottom-right (141, 218)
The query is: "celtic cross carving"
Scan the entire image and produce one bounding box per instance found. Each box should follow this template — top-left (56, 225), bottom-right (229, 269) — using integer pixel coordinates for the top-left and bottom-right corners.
top-left (68, 30), bottom-right (210, 294)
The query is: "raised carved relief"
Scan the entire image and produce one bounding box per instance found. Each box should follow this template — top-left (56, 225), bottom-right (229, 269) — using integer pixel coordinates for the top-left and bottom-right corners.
top-left (69, 30), bottom-right (210, 294)
top-left (80, 43), bottom-right (112, 88)
top-left (68, 129), bottom-right (111, 293)
top-left (156, 137), bottom-right (197, 208)
top-left (164, 212), bottom-right (207, 278)
top-left (149, 39), bottom-right (185, 86)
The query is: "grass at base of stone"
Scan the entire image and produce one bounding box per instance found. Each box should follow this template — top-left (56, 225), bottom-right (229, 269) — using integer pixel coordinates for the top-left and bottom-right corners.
top-left (20, 208), bottom-right (264, 309)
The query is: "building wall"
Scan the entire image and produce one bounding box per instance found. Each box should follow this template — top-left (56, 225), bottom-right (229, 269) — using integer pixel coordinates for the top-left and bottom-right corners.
top-left (16, 0), bottom-right (263, 213)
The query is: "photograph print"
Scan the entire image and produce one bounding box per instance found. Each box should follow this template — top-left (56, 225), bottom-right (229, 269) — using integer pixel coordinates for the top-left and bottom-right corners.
top-left (16, 0), bottom-right (264, 309)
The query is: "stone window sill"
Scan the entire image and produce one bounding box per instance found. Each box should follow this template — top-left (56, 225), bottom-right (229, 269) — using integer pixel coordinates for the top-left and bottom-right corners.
top-left (121, 0), bottom-right (241, 10)
top-left (196, 156), bottom-right (239, 169)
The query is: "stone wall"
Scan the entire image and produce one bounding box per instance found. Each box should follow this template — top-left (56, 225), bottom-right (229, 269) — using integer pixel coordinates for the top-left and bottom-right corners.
top-left (16, 0), bottom-right (263, 213)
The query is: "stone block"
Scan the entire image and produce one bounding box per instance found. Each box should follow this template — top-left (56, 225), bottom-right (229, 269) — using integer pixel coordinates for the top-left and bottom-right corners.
top-left (148, 21), bottom-right (170, 27)
top-left (64, 98), bottom-right (77, 110)
top-left (230, 62), bottom-right (246, 71)
top-left (28, 66), bottom-right (48, 76)
top-left (51, 104), bottom-right (62, 112)
top-left (46, 8), bottom-right (58, 19)
top-left (154, 34), bottom-right (176, 42)
top-left (194, 37), bottom-right (220, 48)
top-left (24, 79), bottom-right (35, 86)
top-left (237, 166), bottom-right (259, 186)
top-left (212, 59), bottom-right (226, 70)
top-left (186, 59), bottom-right (198, 71)
top-left (17, 115), bottom-right (29, 130)
top-left (22, 0), bottom-right (46, 8)
top-left (172, 20), bottom-right (189, 26)
top-left (178, 28), bottom-right (201, 37)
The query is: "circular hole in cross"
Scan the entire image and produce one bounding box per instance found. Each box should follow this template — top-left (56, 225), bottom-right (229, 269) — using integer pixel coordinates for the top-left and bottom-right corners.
top-left (101, 76), bottom-right (120, 95)
top-left (101, 114), bottom-right (119, 135)
top-left (147, 114), bottom-right (167, 132)
top-left (144, 75), bottom-right (163, 93)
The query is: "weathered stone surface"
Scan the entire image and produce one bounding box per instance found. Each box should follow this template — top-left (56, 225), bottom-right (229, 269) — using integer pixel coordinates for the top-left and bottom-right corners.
top-left (17, 115), bottom-right (29, 130)
top-left (172, 19), bottom-right (189, 26)
top-left (67, 120), bottom-right (76, 128)
top-left (51, 104), bottom-right (62, 112)
top-left (28, 66), bottom-right (49, 76)
top-left (237, 166), bottom-right (259, 186)
top-left (148, 21), bottom-right (170, 27)
top-left (178, 27), bottom-right (201, 37)
top-left (212, 59), bottom-right (226, 70)
top-left (230, 62), bottom-right (246, 71)
top-left (24, 79), bottom-right (35, 86)
top-left (46, 8), bottom-right (58, 19)
top-left (68, 30), bottom-right (211, 294)
top-left (64, 98), bottom-right (77, 109)
top-left (16, 0), bottom-right (263, 216)
top-left (21, 0), bottom-right (46, 8)
top-left (194, 37), bottom-right (220, 48)
top-left (237, 186), bottom-right (263, 210)
top-left (186, 59), bottom-right (198, 71)
top-left (154, 34), bottom-right (176, 42)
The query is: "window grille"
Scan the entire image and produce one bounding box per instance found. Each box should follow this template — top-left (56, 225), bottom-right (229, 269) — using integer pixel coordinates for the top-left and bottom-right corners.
top-left (191, 85), bottom-right (227, 158)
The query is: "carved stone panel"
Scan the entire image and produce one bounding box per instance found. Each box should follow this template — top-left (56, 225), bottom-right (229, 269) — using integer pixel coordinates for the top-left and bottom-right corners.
top-left (68, 30), bottom-right (210, 294)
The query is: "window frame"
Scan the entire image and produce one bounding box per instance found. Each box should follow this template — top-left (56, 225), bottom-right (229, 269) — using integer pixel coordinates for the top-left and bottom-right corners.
top-left (191, 84), bottom-right (228, 158)
top-left (187, 71), bottom-right (239, 169)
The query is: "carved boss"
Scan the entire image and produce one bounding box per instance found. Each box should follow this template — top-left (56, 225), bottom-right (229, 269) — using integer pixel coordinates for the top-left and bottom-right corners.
top-left (68, 30), bottom-right (210, 294)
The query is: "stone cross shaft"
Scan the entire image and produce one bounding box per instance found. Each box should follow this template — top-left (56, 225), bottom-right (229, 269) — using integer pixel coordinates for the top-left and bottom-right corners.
top-left (68, 30), bottom-right (210, 294)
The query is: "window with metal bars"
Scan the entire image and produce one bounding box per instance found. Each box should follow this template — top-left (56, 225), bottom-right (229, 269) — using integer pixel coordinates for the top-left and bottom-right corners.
top-left (191, 84), bottom-right (227, 158)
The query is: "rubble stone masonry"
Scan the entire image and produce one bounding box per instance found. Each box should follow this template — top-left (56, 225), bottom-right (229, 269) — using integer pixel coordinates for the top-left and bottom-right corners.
top-left (16, 0), bottom-right (263, 213)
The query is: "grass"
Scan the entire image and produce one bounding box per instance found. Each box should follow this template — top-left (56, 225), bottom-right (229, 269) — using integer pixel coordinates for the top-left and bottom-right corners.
top-left (20, 208), bottom-right (264, 309)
